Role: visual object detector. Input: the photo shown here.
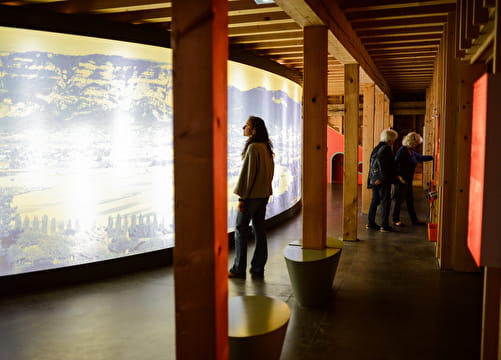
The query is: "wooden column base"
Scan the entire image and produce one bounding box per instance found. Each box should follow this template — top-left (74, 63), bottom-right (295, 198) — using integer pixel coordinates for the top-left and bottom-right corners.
top-left (284, 239), bottom-right (343, 307)
top-left (228, 296), bottom-right (290, 360)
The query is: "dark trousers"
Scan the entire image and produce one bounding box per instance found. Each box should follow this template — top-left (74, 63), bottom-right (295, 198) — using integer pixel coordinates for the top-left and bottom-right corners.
top-left (392, 182), bottom-right (418, 223)
top-left (230, 197), bottom-right (269, 276)
top-left (368, 184), bottom-right (392, 227)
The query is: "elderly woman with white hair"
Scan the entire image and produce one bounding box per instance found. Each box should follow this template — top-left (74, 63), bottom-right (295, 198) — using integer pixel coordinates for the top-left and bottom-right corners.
top-left (392, 132), bottom-right (433, 226)
top-left (367, 128), bottom-right (399, 232)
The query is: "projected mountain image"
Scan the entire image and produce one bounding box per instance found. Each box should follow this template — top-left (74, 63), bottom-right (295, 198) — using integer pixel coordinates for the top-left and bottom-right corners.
top-left (0, 48), bottom-right (302, 276)
top-left (227, 85), bottom-right (302, 224)
top-left (0, 51), bottom-right (174, 275)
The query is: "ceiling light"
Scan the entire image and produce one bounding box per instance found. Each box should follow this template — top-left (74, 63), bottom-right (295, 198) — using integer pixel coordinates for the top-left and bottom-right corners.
top-left (254, 0), bottom-right (275, 4)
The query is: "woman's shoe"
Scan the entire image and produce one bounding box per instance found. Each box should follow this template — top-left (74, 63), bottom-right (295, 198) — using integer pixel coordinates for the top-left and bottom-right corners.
top-left (380, 226), bottom-right (398, 232)
top-left (392, 221), bottom-right (404, 227)
top-left (249, 269), bottom-right (264, 278)
top-left (228, 271), bottom-right (246, 279)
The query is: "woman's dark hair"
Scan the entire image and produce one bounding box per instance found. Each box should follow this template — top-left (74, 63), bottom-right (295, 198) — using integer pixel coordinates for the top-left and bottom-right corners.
top-left (242, 116), bottom-right (274, 158)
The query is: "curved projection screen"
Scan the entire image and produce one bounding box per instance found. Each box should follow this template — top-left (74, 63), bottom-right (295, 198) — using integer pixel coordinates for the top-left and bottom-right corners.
top-left (0, 26), bottom-right (302, 276)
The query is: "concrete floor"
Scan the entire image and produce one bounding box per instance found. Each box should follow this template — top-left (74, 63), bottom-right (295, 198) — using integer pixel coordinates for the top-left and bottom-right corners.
top-left (0, 185), bottom-right (483, 360)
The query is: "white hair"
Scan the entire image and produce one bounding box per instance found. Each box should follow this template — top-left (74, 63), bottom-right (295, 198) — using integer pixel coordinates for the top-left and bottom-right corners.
top-left (380, 128), bottom-right (398, 143)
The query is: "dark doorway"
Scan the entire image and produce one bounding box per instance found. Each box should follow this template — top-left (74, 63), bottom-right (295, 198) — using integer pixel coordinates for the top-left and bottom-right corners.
top-left (331, 153), bottom-right (343, 183)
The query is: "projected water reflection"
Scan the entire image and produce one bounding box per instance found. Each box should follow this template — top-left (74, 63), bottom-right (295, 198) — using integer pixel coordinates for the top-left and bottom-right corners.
top-left (0, 26), bottom-right (302, 276)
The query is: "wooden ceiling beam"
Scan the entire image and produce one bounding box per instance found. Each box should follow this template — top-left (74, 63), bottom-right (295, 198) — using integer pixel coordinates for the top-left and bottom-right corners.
top-left (243, 39), bottom-right (303, 49)
top-left (303, 0), bottom-right (391, 96)
top-left (384, 70), bottom-right (434, 75)
top-left (365, 37), bottom-right (440, 45)
top-left (371, 58), bottom-right (436, 65)
top-left (372, 55), bottom-right (437, 62)
top-left (345, 3), bottom-right (456, 22)
top-left (369, 48), bottom-right (438, 56)
top-left (262, 48), bottom-right (304, 55)
top-left (228, 22), bottom-right (301, 36)
top-left (377, 65), bottom-right (435, 71)
top-left (279, 59), bottom-right (304, 65)
top-left (229, 10), bottom-right (292, 25)
top-left (389, 78), bottom-right (433, 82)
top-left (273, 0), bottom-right (323, 26)
top-left (230, 31), bottom-right (303, 42)
top-left (371, 56), bottom-right (437, 64)
top-left (0, 0), bottom-right (451, 96)
top-left (391, 81), bottom-right (431, 84)
top-left (376, 58), bottom-right (435, 65)
top-left (362, 34), bottom-right (442, 44)
top-left (357, 26), bottom-right (445, 38)
top-left (370, 56), bottom-right (436, 63)
top-left (385, 77), bottom-right (434, 82)
top-left (352, 15), bottom-right (448, 30)
top-left (365, 41), bottom-right (440, 50)
top-left (340, 0), bottom-right (456, 12)
top-left (95, 8), bottom-right (170, 22)
top-left (229, 18), bottom-right (296, 28)
top-left (390, 86), bottom-right (432, 90)
top-left (388, 85), bottom-right (432, 90)
top-left (274, 0), bottom-right (357, 64)
top-left (69, 0), bottom-right (171, 13)
top-left (271, 54), bottom-right (303, 60)
top-left (228, 2), bottom-right (279, 13)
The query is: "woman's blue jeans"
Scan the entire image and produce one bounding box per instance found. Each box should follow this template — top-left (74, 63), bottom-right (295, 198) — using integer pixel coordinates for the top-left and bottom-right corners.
top-left (230, 197), bottom-right (269, 276)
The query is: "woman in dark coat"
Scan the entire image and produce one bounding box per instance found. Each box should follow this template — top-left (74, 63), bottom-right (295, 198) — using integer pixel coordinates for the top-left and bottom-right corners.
top-left (392, 132), bottom-right (433, 226)
top-left (367, 128), bottom-right (399, 232)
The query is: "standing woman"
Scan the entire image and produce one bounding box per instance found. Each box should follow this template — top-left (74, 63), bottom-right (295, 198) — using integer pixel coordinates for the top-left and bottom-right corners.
top-left (367, 128), bottom-right (399, 232)
top-left (229, 116), bottom-right (274, 279)
top-left (392, 132), bottom-right (433, 226)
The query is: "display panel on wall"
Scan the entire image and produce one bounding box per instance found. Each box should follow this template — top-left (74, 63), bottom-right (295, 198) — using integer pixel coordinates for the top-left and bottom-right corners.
top-left (0, 26), bottom-right (302, 276)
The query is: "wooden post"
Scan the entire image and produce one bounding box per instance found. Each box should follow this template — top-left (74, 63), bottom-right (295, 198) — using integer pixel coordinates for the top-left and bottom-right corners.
top-left (171, 1), bottom-right (228, 359)
top-left (374, 92), bottom-right (385, 145)
top-left (438, 19), bottom-right (483, 273)
top-left (423, 87), bottom-right (435, 189)
top-left (361, 83), bottom-right (375, 214)
top-left (437, 12), bottom-right (459, 270)
top-left (342, 63), bottom-right (359, 241)
top-left (302, 25), bottom-right (327, 249)
top-left (481, 2), bottom-right (501, 359)
top-left (434, 29), bottom-right (447, 261)
top-left (383, 96), bottom-right (390, 129)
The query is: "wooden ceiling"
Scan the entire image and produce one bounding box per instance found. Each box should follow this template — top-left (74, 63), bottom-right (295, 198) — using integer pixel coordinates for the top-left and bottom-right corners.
top-left (338, 0), bottom-right (455, 95)
top-left (0, 0), bottom-right (460, 98)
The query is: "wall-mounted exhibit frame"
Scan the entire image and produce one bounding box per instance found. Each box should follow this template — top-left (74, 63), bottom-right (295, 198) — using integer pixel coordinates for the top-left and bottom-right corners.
top-left (468, 72), bottom-right (501, 268)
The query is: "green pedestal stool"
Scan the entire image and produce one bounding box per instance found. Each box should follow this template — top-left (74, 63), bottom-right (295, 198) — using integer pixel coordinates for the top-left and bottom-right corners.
top-left (284, 237), bottom-right (343, 307)
top-left (228, 295), bottom-right (290, 360)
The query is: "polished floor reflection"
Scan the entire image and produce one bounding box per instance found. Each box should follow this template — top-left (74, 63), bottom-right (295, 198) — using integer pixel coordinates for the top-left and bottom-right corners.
top-left (0, 184), bottom-right (482, 360)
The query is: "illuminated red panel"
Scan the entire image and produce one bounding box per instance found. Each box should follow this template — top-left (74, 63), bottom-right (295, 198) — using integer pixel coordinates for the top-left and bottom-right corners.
top-left (468, 73), bottom-right (487, 266)
top-left (468, 73), bottom-right (501, 267)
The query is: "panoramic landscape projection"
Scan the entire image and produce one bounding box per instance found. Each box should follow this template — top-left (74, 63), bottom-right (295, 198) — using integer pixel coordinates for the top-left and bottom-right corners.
top-left (0, 26), bottom-right (302, 276)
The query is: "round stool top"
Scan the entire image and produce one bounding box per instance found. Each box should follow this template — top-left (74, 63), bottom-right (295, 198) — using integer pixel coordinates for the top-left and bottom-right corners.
top-left (228, 296), bottom-right (290, 338)
top-left (284, 246), bottom-right (341, 263)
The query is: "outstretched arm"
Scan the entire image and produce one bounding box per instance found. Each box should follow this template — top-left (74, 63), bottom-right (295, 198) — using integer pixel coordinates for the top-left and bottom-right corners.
top-left (415, 151), bottom-right (434, 162)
